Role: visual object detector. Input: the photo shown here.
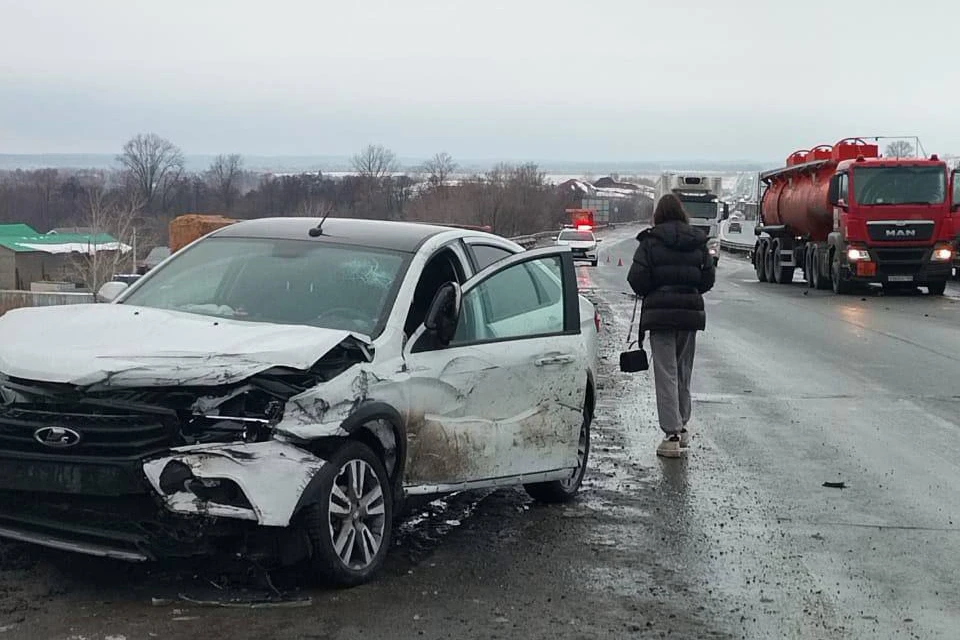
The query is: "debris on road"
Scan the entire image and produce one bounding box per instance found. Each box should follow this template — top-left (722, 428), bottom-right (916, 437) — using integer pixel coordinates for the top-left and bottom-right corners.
top-left (176, 592), bottom-right (313, 609)
top-left (822, 481), bottom-right (846, 489)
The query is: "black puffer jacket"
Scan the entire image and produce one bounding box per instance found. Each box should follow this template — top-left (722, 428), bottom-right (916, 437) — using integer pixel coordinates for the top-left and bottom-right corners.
top-left (627, 221), bottom-right (716, 332)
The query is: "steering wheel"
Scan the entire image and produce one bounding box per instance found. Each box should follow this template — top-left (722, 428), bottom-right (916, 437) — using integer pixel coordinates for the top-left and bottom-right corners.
top-left (315, 307), bottom-right (372, 331)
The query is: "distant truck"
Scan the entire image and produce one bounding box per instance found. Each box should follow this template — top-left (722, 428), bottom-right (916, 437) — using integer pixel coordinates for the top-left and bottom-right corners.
top-left (654, 173), bottom-right (725, 264)
top-left (753, 137), bottom-right (957, 295)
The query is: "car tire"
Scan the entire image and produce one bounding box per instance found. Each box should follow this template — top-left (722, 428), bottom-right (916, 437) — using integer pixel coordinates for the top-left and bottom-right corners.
top-left (302, 441), bottom-right (393, 587)
top-left (928, 281), bottom-right (947, 296)
top-left (524, 409), bottom-right (591, 504)
top-left (590, 260), bottom-right (598, 267)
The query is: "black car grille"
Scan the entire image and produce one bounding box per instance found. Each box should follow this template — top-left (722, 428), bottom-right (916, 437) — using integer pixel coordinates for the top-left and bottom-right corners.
top-left (0, 404), bottom-right (177, 459)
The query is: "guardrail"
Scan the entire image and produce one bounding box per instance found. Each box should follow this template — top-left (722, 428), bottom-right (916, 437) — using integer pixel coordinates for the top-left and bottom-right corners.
top-left (718, 220), bottom-right (756, 255)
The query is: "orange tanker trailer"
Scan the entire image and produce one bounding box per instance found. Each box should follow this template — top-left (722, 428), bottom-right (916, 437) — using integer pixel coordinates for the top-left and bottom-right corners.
top-left (753, 137), bottom-right (957, 295)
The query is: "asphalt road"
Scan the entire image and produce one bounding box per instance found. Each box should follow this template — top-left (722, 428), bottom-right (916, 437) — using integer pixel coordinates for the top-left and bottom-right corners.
top-left (1, 224), bottom-right (958, 639)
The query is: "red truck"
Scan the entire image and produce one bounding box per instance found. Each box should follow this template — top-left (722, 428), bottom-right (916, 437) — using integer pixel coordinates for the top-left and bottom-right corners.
top-left (752, 138), bottom-right (957, 295)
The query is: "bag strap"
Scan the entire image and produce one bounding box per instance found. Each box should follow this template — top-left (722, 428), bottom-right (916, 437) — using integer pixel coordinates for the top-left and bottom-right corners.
top-left (625, 295), bottom-right (642, 348)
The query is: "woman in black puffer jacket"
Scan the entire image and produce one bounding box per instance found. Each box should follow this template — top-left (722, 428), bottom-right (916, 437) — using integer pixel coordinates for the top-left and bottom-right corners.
top-left (627, 194), bottom-right (716, 458)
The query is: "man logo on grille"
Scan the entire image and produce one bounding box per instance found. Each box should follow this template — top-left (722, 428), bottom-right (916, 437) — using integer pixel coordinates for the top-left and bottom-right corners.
top-left (33, 427), bottom-right (81, 448)
top-left (885, 229), bottom-right (917, 238)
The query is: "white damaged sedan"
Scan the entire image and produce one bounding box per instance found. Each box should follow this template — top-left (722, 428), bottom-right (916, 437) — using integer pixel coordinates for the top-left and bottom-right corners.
top-left (0, 218), bottom-right (599, 586)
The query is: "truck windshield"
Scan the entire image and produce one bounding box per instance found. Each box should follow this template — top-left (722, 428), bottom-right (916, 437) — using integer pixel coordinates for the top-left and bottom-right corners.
top-left (120, 237), bottom-right (409, 337)
top-left (682, 201), bottom-right (718, 220)
top-left (853, 166), bottom-right (946, 205)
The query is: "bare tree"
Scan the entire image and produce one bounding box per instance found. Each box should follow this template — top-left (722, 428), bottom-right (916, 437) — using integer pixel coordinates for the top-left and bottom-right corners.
top-left (64, 188), bottom-right (148, 292)
top-left (207, 153), bottom-right (243, 211)
top-left (351, 144), bottom-right (399, 179)
top-left (884, 140), bottom-right (915, 158)
top-left (293, 197), bottom-right (334, 218)
top-left (118, 133), bottom-right (185, 211)
top-left (420, 152), bottom-right (458, 192)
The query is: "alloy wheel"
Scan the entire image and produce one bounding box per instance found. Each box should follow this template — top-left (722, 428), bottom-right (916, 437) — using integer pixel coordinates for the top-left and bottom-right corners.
top-left (328, 459), bottom-right (387, 570)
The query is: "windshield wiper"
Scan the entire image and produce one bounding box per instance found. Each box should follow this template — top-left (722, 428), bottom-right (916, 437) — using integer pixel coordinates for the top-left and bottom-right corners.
top-left (863, 201), bottom-right (935, 206)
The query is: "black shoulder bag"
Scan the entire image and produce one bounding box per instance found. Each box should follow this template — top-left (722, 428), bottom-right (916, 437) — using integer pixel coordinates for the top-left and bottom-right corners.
top-left (619, 294), bottom-right (649, 372)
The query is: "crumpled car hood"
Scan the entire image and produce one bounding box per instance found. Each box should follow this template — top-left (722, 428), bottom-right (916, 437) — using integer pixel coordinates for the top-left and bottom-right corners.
top-left (0, 304), bottom-right (370, 388)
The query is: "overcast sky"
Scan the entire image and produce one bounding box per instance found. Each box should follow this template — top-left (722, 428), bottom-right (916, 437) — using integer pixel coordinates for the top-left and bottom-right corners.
top-left (0, 0), bottom-right (956, 162)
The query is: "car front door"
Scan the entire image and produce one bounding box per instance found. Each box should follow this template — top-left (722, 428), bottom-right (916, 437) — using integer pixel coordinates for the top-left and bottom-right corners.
top-left (401, 247), bottom-right (586, 490)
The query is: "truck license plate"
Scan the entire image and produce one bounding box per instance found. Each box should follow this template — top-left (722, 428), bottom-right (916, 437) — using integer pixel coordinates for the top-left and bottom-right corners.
top-left (888, 275), bottom-right (914, 282)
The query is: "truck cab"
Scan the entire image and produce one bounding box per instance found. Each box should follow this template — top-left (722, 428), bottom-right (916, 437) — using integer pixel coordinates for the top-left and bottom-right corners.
top-left (656, 173), bottom-right (727, 265)
top-left (953, 167), bottom-right (960, 279)
top-left (826, 154), bottom-right (954, 292)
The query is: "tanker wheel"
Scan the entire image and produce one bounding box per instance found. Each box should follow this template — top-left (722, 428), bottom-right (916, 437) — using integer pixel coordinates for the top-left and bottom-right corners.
top-left (772, 241), bottom-right (795, 285)
top-left (831, 250), bottom-right (853, 295)
top-left (813, 248), bottom-right (831, 290)
top-left (808, 251), bottom-right (820, 289)
top-left (764, 243), bottom-right (776, 283)
top-left (755, 243), bottom-right (769, 282)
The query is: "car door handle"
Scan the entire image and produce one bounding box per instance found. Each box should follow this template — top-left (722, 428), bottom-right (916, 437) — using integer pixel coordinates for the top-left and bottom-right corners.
top-left (535, 354), bottom-right (576, 366)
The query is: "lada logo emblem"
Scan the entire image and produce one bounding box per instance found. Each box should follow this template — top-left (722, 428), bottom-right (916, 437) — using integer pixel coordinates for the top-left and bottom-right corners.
top-left (33, 426), bottom-right (82, 448)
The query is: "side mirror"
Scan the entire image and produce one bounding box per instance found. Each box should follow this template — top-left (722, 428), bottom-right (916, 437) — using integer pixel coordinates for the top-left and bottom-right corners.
top-left (424, 282), bottom-right (461, 346)
top-left (721, 203), bottom-right (731, 220)
top-left (96, 281), bottom-right (128, 303)
top-left (827, 175), bottom-right (840, 206)
top-left (952, 170), bottom-right (959, 211)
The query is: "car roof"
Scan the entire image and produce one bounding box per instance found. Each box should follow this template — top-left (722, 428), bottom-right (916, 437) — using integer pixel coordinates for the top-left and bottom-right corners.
top-left (210, 217), bottom-right (462, 253)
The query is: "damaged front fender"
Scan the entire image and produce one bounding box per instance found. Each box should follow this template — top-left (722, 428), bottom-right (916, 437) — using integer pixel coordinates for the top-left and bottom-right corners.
top-left (274, 365), bottom-right (406, 439)
top-left (143, 440), bottom-right (327, 527)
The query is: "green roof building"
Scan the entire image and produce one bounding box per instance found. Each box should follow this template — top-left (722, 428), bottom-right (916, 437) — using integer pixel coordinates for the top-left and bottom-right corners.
top-left (0, 224), bottom-right (129, 290)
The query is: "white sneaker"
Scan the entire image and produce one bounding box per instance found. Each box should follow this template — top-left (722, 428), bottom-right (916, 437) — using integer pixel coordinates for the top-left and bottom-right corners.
top-left (657, 435), bottom-right (686, 458)
top-left (679, 428), bottom-right (691, 448)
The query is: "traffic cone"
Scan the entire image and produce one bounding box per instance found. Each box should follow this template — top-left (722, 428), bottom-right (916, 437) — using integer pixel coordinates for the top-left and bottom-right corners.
top-left (617, 257), bottom-right (623, 266)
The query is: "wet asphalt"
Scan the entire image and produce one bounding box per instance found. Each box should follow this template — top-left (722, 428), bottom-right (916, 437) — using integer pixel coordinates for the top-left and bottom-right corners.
top-left (1, 224), bottom-right (959, 639)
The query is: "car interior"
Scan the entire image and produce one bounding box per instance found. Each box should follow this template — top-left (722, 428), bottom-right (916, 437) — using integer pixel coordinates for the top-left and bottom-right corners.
top-left (404, 247), bottom-right (466, 339)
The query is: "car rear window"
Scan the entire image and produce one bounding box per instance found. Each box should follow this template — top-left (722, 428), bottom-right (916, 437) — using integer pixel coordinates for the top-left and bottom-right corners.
top-left (558, 231), bottom-right (594, 242)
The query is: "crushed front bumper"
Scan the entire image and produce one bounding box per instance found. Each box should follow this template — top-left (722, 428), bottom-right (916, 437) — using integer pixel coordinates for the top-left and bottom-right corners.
top-left (0, 490), bottom-right (249, 561)
top-left (0, 441), bottom-right (329, 562)
top-left (142, 440), bottom-right (327, 527)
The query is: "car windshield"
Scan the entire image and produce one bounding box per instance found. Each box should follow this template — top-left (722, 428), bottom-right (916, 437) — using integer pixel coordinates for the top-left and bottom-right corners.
top-left (853, 166), bottom-right (946, 205)
top-left (558, 230), bottom-right (594, 242)
top-left (682, 200), bottom-right (719, 219)
top-left (120, 237), bottom-right (408, 337)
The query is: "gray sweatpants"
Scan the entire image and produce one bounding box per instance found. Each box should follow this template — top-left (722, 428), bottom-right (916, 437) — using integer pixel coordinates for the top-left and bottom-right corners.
top-left (649, 329), bottom-right (697, 435)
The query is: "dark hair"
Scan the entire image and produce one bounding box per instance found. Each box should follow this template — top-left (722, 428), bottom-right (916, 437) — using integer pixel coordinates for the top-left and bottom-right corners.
top-left (653, 194), bottom-right (689, 225)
